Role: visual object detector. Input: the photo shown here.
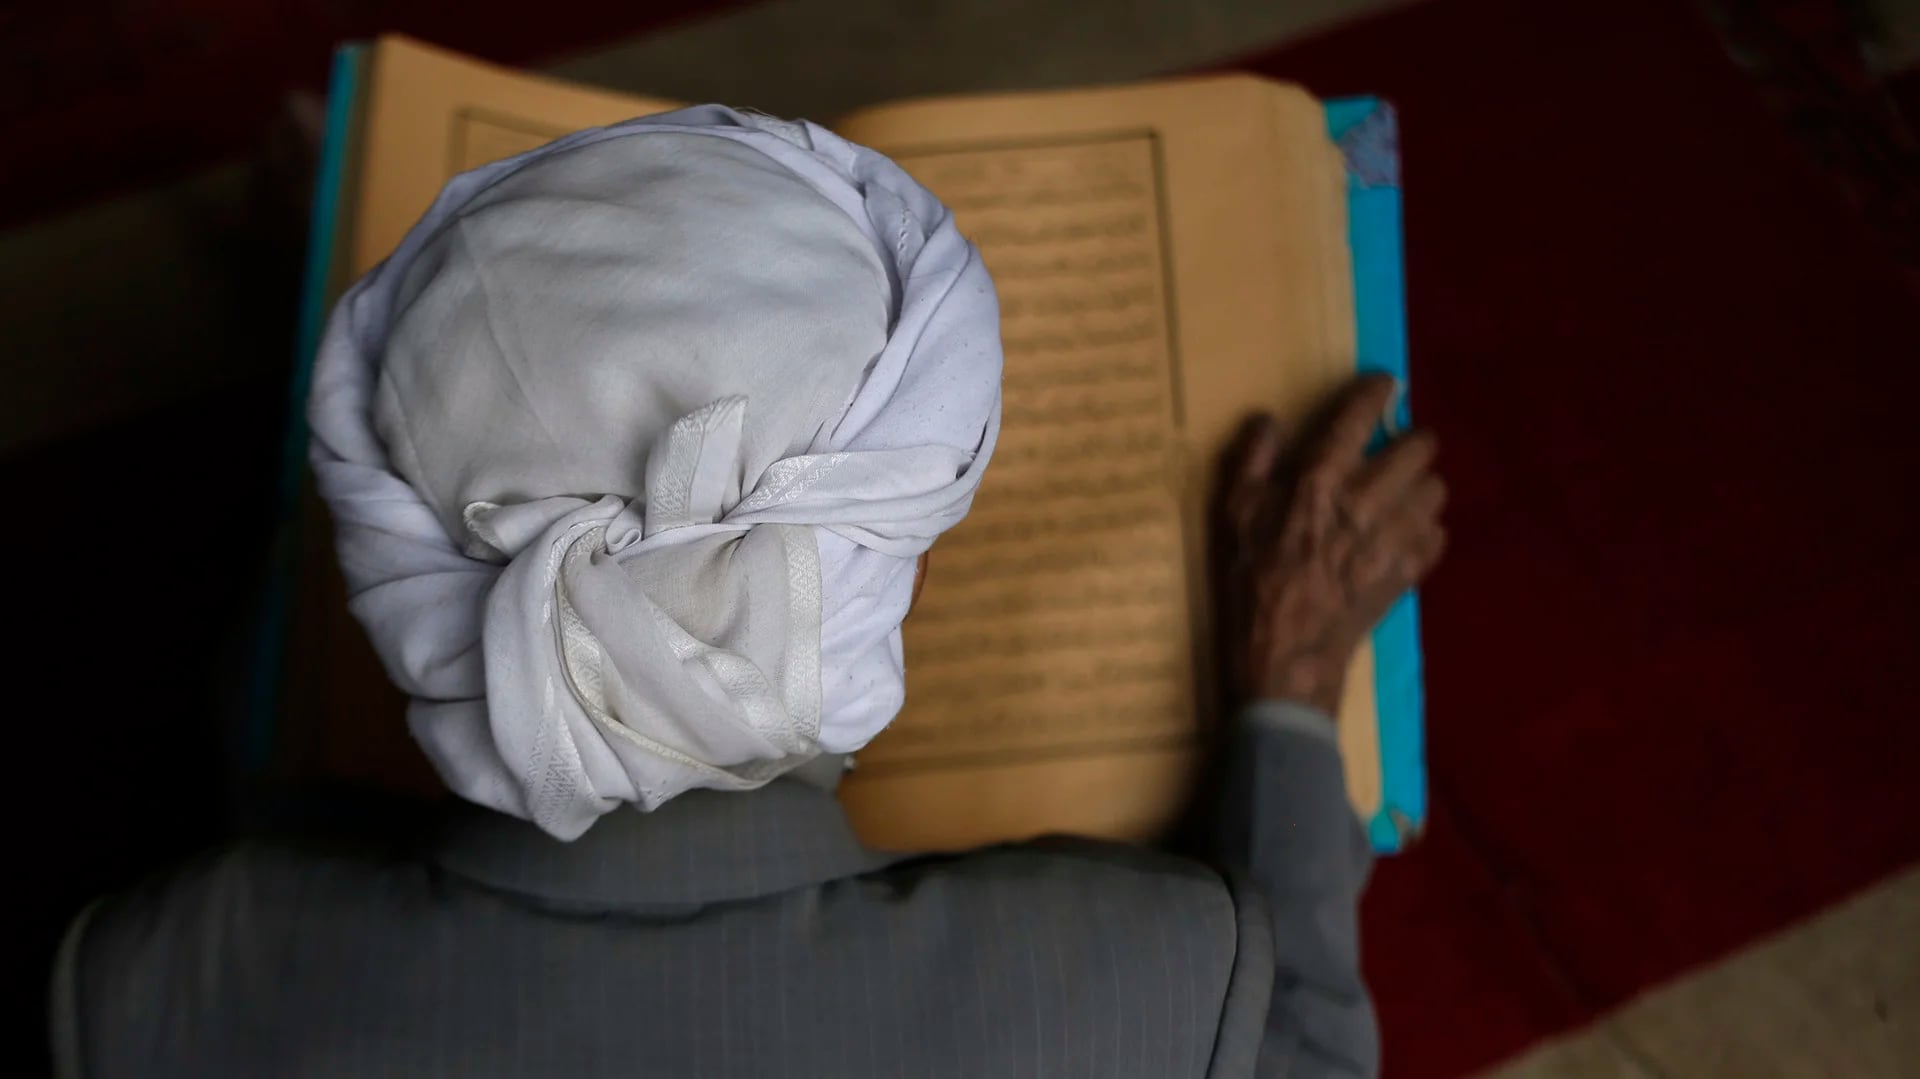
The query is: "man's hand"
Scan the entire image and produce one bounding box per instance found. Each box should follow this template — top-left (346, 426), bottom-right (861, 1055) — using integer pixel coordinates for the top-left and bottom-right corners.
top-left (1218, 375), bottom-right (1445, 716)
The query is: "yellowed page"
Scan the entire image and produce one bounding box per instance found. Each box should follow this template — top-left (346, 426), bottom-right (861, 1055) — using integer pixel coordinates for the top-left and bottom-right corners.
top-left (347, 35), bottom-right (680, 274)
top-left (834, 78), bottom-right (1379, 849)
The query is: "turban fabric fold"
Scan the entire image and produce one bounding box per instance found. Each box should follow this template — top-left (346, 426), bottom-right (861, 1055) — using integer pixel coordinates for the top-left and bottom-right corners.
top-left (308, 107), bottom-right (1002, 839)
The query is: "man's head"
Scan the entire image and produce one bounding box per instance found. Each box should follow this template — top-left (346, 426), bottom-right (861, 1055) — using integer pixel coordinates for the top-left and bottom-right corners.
top-left (374, 134), bottom-right (891, 542)
top-left (308, 109), bottom-right (1001, 838)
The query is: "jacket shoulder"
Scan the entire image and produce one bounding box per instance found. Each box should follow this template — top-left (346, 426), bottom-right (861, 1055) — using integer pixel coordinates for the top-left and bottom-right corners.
top-left (54, 841), bottom-right (424, 1076)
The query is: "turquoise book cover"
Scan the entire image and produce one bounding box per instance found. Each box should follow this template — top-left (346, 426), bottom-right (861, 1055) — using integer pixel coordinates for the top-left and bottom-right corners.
top-left (1328, 98), bottom-right (1425, 852)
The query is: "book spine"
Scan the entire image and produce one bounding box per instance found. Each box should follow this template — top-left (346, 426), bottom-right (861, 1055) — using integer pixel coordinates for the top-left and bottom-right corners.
top-left (1328, 99), bottom-right (1424, 853)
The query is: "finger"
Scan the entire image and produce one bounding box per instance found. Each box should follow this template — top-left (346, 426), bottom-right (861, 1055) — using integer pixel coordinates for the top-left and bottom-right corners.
top-left (1346, 536), bottom-right (1419, 631)
top-left (1311, 374), bottom-right (1399, 473)
top-left (1236, 414), bottom-right (1283, 490)
top-left (1354, 526), bottom-right (1444, 621)
top-left (1217, 413), bottom-right (1281, 544)
top-left (1365, 486), bottom-right (1445, 589)
top-left (1345, 430), bottom-right (1437, 530)
top-left (1396, 473), bottom-right (1447, 529)
top-left (1403, 524), bottom-right (1447, 581)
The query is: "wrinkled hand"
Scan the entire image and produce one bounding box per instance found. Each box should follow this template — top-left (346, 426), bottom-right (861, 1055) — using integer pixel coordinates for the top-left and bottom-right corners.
top-left (1217, 375), bottom-right (1446, 716)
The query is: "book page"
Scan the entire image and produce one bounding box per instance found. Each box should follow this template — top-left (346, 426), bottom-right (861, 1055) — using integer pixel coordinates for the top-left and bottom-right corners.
top-left (348, 35), bottom-right (681, 274)
top-left (834, 78), bottom-right (1378, 849)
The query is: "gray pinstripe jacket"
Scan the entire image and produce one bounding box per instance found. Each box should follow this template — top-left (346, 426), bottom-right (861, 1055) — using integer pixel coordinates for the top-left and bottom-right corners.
top-left (54, 702), bottom-right (1377, 1077)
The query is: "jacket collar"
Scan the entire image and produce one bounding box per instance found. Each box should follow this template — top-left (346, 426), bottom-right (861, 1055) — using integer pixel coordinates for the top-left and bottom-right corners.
top-left (429, 779), bottom-right (894, 909)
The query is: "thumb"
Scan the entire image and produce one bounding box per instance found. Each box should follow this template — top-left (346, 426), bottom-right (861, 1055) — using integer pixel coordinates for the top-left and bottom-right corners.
top-left (1217, 413), bottom-right (1282, 546)
top-left (1232, 413), bottom-right (1282, 490)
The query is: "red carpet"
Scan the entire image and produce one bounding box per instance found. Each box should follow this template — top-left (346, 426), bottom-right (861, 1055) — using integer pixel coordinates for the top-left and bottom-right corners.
top-left (1240, 1), bottom-right (1920, 1074)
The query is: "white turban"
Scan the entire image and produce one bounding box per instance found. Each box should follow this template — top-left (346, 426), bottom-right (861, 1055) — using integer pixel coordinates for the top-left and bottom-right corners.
top-left (308, 107), bottom-right (1002, 839)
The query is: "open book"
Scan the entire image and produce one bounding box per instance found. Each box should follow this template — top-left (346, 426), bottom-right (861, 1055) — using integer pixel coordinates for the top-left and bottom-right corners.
top-left (279, 36), bottom-right (1423, 853)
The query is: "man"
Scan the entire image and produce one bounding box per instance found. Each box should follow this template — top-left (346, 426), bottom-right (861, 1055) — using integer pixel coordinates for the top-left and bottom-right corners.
top-left (53, 109), bottom-right (1443, 1077)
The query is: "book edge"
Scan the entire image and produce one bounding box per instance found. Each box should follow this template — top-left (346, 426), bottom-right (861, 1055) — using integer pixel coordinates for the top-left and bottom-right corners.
top-left (245, 42), bottom-right (366, 770)
top-left (1328, 97), bottom-right (1426, 854)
